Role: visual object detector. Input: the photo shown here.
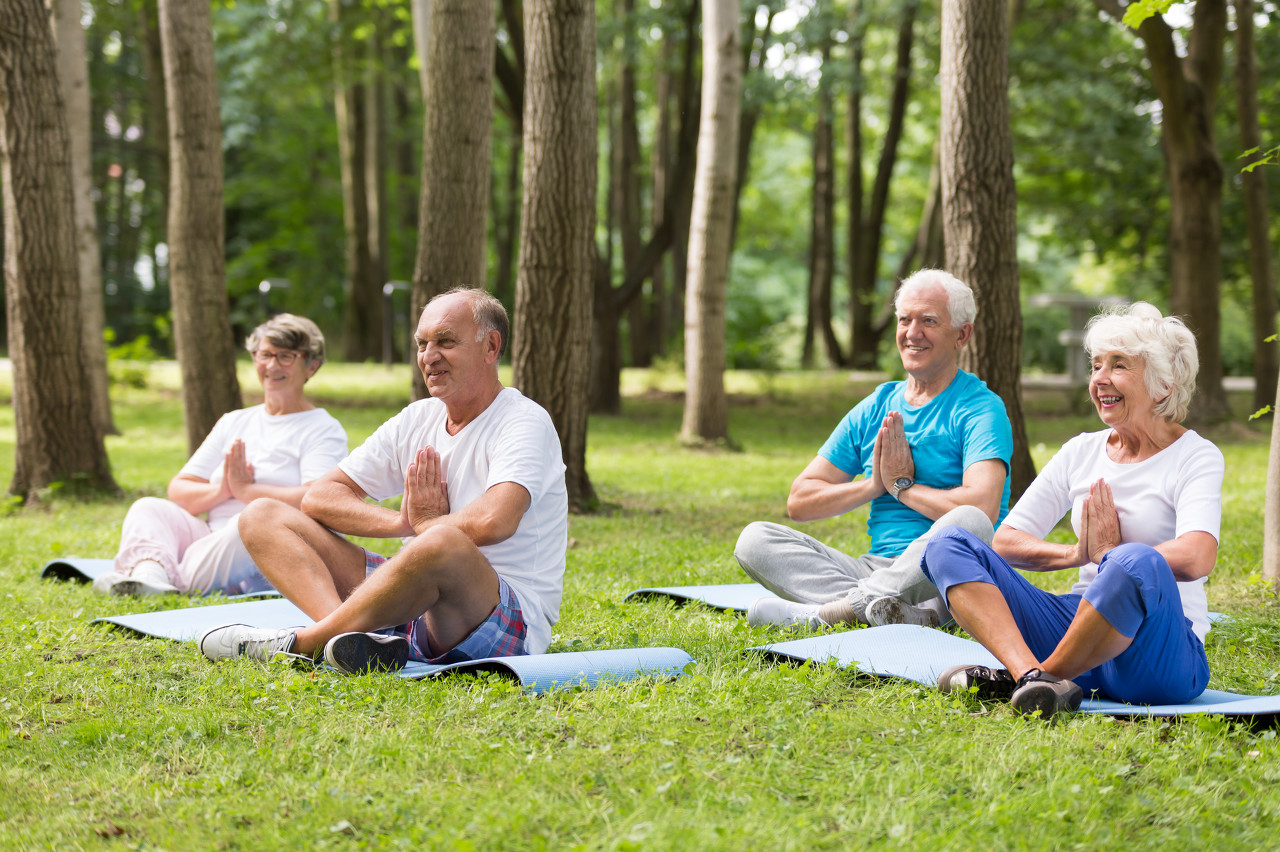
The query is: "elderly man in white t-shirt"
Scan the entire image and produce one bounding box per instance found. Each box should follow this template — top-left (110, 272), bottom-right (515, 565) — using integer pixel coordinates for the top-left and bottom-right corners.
top-left (198, 288), bottom-right (568, 674)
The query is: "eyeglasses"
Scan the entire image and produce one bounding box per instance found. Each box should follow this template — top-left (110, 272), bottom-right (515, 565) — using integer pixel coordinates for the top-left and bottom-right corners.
top-left (252, 349), bottom-right (301, 366)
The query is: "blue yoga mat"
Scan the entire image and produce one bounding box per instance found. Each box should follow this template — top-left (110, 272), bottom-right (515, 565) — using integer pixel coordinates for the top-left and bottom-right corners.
top-left (41, 557), bottom-right (281, 599)
top-left (94, 598), bottom-right (692, 694)
top-left (749, 624), bottom-right (1280, 718)
top-left (624, 582), bottom-right (776, 612)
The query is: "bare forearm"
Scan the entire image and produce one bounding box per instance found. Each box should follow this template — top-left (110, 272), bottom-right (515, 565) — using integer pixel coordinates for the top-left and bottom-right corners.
top-left (992, 527), bottom-right (1079, 572)
top-left (167, 478), bottom-right (226, 516)
top-left (896, 483), bottom-right (1000, 524)
top-left (233, 483), bottom-right (310, 509)
top-left (787, 477), bottom-right (880, 522)
top-left (302, 482), bottom-right (407, 538)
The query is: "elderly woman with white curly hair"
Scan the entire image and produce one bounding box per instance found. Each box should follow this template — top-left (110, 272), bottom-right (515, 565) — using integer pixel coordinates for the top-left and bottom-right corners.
top-left (922, 302), bottom-right (1224, 719)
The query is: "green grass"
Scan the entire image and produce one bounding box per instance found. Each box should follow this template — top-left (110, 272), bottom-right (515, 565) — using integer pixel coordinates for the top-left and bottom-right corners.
top-left (3, 365), bottom-right (1280, 849)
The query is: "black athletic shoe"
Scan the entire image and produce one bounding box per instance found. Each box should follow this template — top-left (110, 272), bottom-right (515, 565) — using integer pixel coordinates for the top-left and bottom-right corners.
top-left (1010, 668), bottom-right (1083, 719)
top-left (323, 632), bottom-right (410, 675)
top-left (937, 664), bottom-right (1018, 701)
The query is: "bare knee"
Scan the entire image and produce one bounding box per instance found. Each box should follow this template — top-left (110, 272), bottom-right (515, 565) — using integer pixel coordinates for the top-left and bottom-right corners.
top-left (239, 498), bottom-right (306, 542)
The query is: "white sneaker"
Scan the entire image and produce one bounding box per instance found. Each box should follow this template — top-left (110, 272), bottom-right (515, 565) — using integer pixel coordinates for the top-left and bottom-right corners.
top-left (746, 597), bottom-right (826, 630)
top-left (110, 561), bottom-right (179, 596)
top-left (865, 596), bottom-right (940, 628)
top-left (91, 571), bottom-right (129, 595)
top-left (199, 623), bottom-right (304, 663)
top-left (323, 632), bottom-right (410, 674)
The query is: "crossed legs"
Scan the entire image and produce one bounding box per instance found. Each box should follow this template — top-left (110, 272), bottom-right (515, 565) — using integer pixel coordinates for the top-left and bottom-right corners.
top-left (239, 499), bottom-right (500, 658)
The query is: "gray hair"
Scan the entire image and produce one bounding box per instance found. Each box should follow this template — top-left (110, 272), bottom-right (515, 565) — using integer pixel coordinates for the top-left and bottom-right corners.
top-left (894, 269), bottom-right (977, 328)
top-left (1083, 301), bottom-right (1198, 423)
top-left (426, 287), bottom-right (510, 358)
top-left (245, 313), bottom-right (326, 368)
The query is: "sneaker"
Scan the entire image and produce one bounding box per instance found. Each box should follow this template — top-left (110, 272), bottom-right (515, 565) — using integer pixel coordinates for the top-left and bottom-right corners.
top-left (1010, 668), bottom-right (1083, 719)
top-left (865, 596), bottom-right (940, 628)
top-left (109, 561), bottom-right (179, 597)
top-left (91, 571), bottom-right (129, 595)
top-left (746, 597), bottom-right (826, 630)
top-left (937, 664), bottom-right (1017, 701)
top-left (323, 632), bottom-right (410, 674)
top-left (199, 623), bottom-right (302, 663)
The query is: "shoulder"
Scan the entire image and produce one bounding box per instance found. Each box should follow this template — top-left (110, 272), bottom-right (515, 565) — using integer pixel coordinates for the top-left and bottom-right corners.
top-left (954, 372), bottom-right (1007, 412)
top-left (1171, 429), bottom-right (1225, 469)
top-left (492, 389), bottom-right (558, 435)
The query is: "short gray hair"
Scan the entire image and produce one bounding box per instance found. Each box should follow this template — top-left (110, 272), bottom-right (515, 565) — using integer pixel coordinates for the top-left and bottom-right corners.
top-left (1084, 301), bottom-right (1198, 423)
top-left (246, 314), bottom-right (326, 368)
top-left (426, 286), bottom-right (510, 358)
top-left (894, 269), bottom-right (977, 328)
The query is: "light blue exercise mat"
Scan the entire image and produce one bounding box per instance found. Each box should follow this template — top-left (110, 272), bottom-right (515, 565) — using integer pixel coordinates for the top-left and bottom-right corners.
top-left (624, 582), bottom-right (778, 612)
top-left (749, 624), bottom-right (1280, 718)
top-left (93, 598), bottom-right (693, 694)
top-left (41, 557), bottom-right (117, 584)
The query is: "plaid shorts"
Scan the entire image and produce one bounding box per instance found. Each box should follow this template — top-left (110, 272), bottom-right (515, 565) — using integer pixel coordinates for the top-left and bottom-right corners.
top-left (363, 549), bottom-right (528, 664)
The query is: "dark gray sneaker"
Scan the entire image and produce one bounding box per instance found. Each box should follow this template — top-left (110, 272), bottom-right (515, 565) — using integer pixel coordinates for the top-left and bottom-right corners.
top-left (323, 632), bottom-right (411, 675)
top-left (866, 596), bottom-right (941, 628)
top-left (937, 664), bottom-right (1017, 701)
top-left (1010, 668), bottom-right (1083, 719)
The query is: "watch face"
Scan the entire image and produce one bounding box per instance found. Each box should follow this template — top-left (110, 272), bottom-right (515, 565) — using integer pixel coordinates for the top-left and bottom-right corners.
top-left (894, 477), bottom-right (913, 489)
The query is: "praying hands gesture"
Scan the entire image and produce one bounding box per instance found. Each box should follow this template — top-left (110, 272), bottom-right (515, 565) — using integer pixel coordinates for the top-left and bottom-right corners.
top-left (874, 410), bottom-right (915, 494)
top-left (1075, 478), bottom-right (1123, 566)
top-left (223, 439), bottom-right (255, 501)
top-left (401, 445), bottom-right (450, 535)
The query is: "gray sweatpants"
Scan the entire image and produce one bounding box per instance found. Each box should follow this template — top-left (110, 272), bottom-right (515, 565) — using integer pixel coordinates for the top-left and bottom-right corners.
top-left (733, 505), bottom-right (995, 623)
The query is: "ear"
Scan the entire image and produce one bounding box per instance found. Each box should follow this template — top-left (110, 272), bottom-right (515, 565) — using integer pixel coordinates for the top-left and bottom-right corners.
top-left (954, 322), bottom-right (974, 348)
top-left (483, 329), bottom-right (502, 364)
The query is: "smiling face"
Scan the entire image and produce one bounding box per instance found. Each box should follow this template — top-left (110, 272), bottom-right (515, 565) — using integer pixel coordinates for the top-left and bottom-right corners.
top-left (253, 344), bottom-right (315, 399)
top-left (894, 284), bottom-right (971, 383)
top-left (1089, 350), bottom-right (1158, 429)
top-left (415, 293), bottom-right (500, 409)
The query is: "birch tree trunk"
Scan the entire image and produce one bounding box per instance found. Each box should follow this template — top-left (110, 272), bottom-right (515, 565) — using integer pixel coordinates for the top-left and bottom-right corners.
top-left (411, 0), bottom-right (494, 399)
top-left (159, 0), bottom-right (241, 454)
top-left (940, 0), bottom-right (1035, 499)
top-left (681, 0), bottom-right (740, 445)
top-left (49, 0), bottom-right (116, 440)
top-left (1, 0), bottom-right (117, 497)
top-left (513, 0), bottom-right (598, 511)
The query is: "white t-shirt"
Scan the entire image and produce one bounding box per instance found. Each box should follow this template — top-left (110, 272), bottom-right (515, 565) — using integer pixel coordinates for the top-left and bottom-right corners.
top-left (1001, 429), bottom-right (1224, 641)
top-left (338, 387), bottom-right (568, 654)
top-left (180, 406), bottom-right (349, 531)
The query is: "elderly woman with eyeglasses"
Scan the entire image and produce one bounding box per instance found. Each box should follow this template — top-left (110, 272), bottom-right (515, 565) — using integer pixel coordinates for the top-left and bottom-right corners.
top-left (922, 302), bottom-right (1224, 719)
top-left (96, 314), bottom-right (348, 597)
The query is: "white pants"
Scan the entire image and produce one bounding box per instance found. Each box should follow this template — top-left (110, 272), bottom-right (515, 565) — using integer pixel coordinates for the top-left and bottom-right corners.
top-left (112, 497), bottom-right (269, 595)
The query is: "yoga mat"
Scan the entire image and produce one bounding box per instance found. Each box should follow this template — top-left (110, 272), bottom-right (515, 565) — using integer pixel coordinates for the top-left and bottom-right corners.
top-left (624, 582), bottom-right (777, 612)
top-left (749, 624), bottom-right (1280, 718)
top-left (41, 557), bottom-right (281, 599)
top-left (94, 599), bottom-right (692, 694)
top-left (625, 583), bottom-right (1231, 626)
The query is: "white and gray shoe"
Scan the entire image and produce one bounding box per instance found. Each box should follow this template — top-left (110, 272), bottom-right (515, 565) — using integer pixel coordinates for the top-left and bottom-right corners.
top-left (199, 624), bottom-right (305, 664)
top-left (746, 597), bottom-right (827, 630)
top-left (107, 561), bottom-right (179, 597)
top-left (865, 596), bottom-right (940, 628)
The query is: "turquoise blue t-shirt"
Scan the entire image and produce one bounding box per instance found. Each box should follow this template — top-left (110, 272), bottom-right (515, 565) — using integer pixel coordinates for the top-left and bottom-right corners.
top-left (818, 370), bottom-right (1013, 557)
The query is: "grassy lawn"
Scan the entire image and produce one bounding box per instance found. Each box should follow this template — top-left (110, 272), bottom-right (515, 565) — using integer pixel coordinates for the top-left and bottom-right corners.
top-left (2, 363), bottom-right (1280, 849)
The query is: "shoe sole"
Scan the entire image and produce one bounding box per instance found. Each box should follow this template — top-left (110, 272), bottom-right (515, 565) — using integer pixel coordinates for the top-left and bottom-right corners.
top-left (324, 633), bottom-right (410, 674)
top-left (866, 597), bottom-right (939, 628)
top-left (110, 579), bottom-right (179, 597)
top-left (1011, 682), bottom-right (1082, 719)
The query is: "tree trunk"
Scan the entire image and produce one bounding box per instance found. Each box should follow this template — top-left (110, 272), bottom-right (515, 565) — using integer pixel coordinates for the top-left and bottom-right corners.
top-left (365, 11), bottom-right (389, 308)
top-left (940, 0), bottom-right (1035, 500)
top-left (139, 0), bottom-right (169, 293)
top-left (49, 0), bottom-right (116, 439)
top-left (1234, 0), bottom-right (1277, 416)
top-left (1, 0), bottom-right (117, 497)
top-left (411, 0), bottom-right (495, 399)
top-left (332, 1), bottom-right (381, 362)
top-left (513, 0), bottom-right (598, 512)
top-left (1265, 366), bottom-right (1280, 590)
top-left (650, 32), bottom-right (674, 356)
top-left (806, 38), bottom-right (841, 369)
top-left (681, 0), bottom-right (740, 446)
top-left (159, 0), bottom-right (241, 454)
top-left (1097, 0), bottom-right (1230, 424)
top-left (728, 3), bottom-right (775, 250)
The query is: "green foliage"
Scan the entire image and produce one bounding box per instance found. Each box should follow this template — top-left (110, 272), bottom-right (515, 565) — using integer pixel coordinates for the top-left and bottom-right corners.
top-left (2, 369), bottom-right (1279, 848)
top-left (1121, 0), bottom-right (1179, 29)
top-left (104, 329), bottom-right (160, 389)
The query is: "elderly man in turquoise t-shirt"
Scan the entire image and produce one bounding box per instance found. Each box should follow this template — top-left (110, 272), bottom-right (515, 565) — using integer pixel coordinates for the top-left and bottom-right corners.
top-left (735, 269), bottom-right (1013, 629)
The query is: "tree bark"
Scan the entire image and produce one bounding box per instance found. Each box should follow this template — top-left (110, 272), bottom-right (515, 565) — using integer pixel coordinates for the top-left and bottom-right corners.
top-left (1, 0), bottom-right (117, 497)
top-left (1233, 0), bottom-right (1277, 416)
top-left (804, 38), bottom-right (840, 368)
top-left (332, 0), bottom-right (382, 362)
top-left (365, 10), bottom-right (389, 309)
top-left (681, 0), bottom-right (740, 445)
top-left (513, 0), bottom-right (598, 512)
top-left (1096, 0), bottom-right (1230, 424)
top-left (159, 0), bottom-right (241, 455)
top-left (49, 0), bottom-right (116, 439)
top-left (411, 0), bottom-right (495, 399)
top-left (1265, 365), bottom-right (1280, 590)
top-left (940, 0), bottom-right (1035, 499)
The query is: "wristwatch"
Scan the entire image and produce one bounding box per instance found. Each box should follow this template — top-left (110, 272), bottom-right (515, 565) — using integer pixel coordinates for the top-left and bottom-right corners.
top-left (891, 476), bottom-right (914, 501)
